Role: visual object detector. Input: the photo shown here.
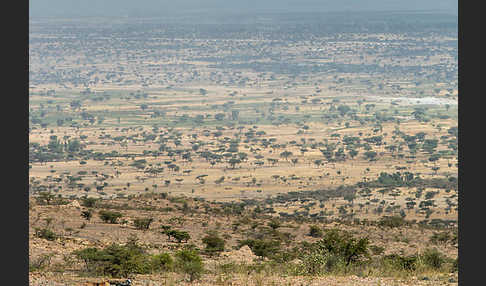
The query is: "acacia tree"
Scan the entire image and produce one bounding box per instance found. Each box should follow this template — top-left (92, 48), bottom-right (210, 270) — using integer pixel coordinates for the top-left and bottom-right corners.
top-left (173, 231), bottom-right (191, 243)
top-left (237, 152), bottom-right (248, 161)
top-left (70, 100), bottom-right (82, 111)
top-left (202, 231), bottom-right (225, 255)
top-left (280, 151), bottom-right (293, 161)
top-left (363, 151), bottom-right (377, 161)
top-left (320, 149), bottom-right (334, 162)
top-left (348, 149), bottom-right (358, 159)
top-left (228, 158), bottom-right (241, 169)
top-left (267, 158), bottom-right (278, 166)
top-left (144, 167), bottom-right (163, 178)
top-left (215, 113), bottom-right (225, 121)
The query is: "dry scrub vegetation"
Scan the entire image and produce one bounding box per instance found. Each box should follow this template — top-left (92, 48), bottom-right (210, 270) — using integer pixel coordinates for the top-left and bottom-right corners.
top-left (29, 193), bottom-right (457, 285)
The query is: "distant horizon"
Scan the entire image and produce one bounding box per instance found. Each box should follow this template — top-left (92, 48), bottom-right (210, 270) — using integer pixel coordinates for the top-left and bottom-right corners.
top-left (29, 0), bottom-right (457, 18)
top-left (29, 9), bottom-right (458, 19)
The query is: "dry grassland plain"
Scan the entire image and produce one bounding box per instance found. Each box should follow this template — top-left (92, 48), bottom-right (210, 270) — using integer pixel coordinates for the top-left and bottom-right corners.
top-left (29, 12), bottom-right (458, 285)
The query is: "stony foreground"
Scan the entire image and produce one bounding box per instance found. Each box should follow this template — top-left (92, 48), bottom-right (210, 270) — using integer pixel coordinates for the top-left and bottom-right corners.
top-left (30, 272), bottom-right (458, 286)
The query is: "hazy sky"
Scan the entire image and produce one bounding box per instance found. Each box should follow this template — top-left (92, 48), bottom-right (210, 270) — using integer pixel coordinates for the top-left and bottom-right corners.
top-left (30, 0), bottom-right (457, 17)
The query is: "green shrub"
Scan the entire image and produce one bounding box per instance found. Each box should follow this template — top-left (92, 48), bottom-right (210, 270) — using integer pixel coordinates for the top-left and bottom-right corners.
top-left (202, 231), bottom-right (225, 255)
top-left (165, 230), bottom-right (191, 243)
top-left (308, 225), bottom-right (324, 238)
top-left (420, 248), bottom-right (445, 270)
top-left (34, 228), bottom-right (58, 241)
top-left (175, 249), bottom-right (204, 282)
top-left (150, 253), bottom-right (173, 272)
top-left (369, 245), bottom-right (385, 255)
top-left (73, 239), bottom-right (155, 277)
top-left (378, 216), bottom-right (406, 228)
top-left (81, 210), bottom-right (93, 221)
top-left (133, 217), bottom-right (154, 230)
top-left (81, 197), bottom-right (98, 208)
top-left (36, 192), bottom-right (56, 205)
top-left (314, 229), bottom-right (370, 266)
top-left (450, 231), bottom-right (458, 245)
top-left (29, 253), bottom-right (54, 272)
top-left (238, 239), bottom-right (281, 259)
top-left (299, 249), bottom-right (346, 275)
top-left (452, 257), bottom-right (458, 272)
top-left (267, 219), bottom-right (281, 230)
top-left (299, 249), bottom-right (328, 275)
top-left (99, 210), bottom-right (123, 224)
top-left (429, 232), bottom-right (451, 244)
top-left (383, 254), bottom-right (418, 271)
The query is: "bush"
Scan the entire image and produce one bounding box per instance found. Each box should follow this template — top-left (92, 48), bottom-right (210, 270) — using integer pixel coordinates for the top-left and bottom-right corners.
top-left (452, 257), bottom-right (458, 272)
top-left (99, 210), bottom-right (123, 224)
top-left (238, 239), bottom-right (281, 259)
top-left (308, 225), bottom-right (324, 238)
top-left (299, 249), bottom-right (345, 275)
top-left (133, 218), bottom-right (153, 230)
top-left (34, 228), bottom-right (58, 241)
top-left (378, 216), bottom-right (406, 228)
top-left (202, 231), bottom-right (225, 255)
top-left (268, 219), bottom-right (281, 230)
top-left (450, 231), bottom-right (458, 245)
top-left (73, 238), bottom-right (171, 277)
top-left (175, 249), bottom-right (204, 282)
top-left (299, 250), bottom-right (328, 275)
top-left (271, 249), bottom-right (298, 263)
top-left (150, 253), bottom-right (173, 272)
top-left (383, 254), bottom-right (418, 271)
top-left (36, 192), bottom-right (55, 205)
top-left (81, 210), bottom-right (93, 221)
top-left (165, 230), bottom-right (191, 243)
top-left (74, 243), bottom-right (150, 277)
top-left (369, 245), bottom-right (385, 255)
top-left (429, 232), bottom-right (451, 244)
top-left (315, 229), bottom-right (370, 266)
top-left (81, 197), bottom-right (98, 208)
top-left (29, 253), bottom-right (54, 272)
top-left (420, 248), bottom-right (445, 270)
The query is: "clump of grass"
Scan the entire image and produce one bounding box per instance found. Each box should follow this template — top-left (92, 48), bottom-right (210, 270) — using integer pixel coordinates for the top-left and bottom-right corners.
top-left (29, 253), bottom-right (54, 272)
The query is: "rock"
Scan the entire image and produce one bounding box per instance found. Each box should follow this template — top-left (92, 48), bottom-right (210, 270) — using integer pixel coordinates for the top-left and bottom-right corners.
top-left (60, 200), bottom-right (81, 209)
top-left (290, 258), bottom-right (302, 264)
top-left (220, 245), bottom-right (258, 264)
top-left (68, 200), bottom-right (81, 208)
